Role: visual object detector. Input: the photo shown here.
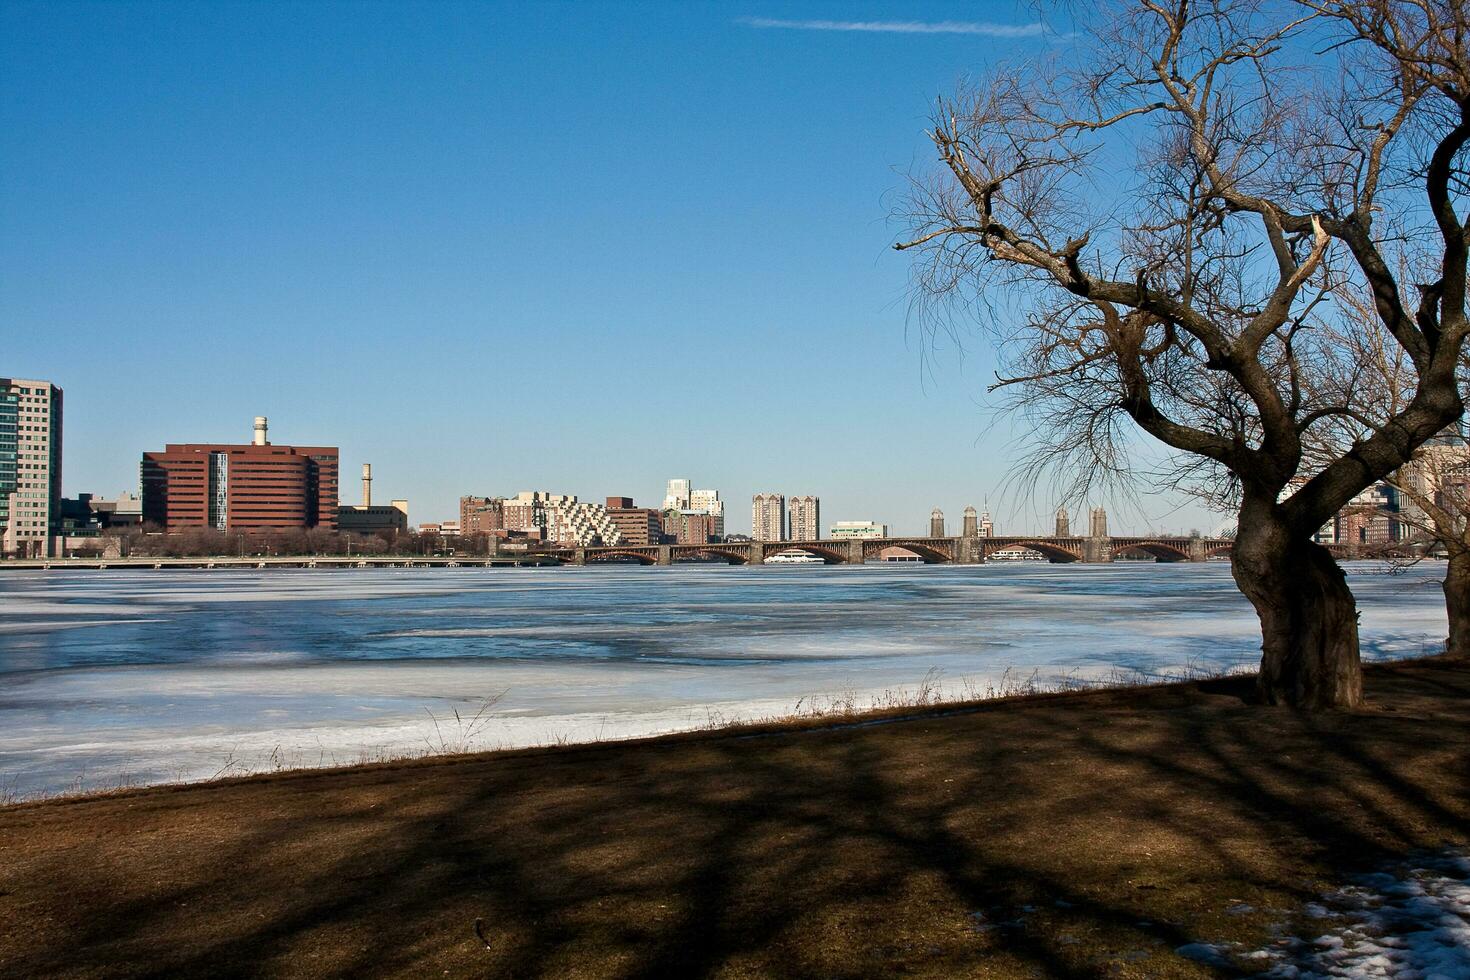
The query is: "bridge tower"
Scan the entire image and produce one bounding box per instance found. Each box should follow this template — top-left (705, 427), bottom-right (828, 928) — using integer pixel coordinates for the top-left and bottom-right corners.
top-left (1084, 506), bottom-right (1112, 563)
top-left (930, 507), bottom-right (945, 537)
top-left (962, 505), bottom-right (978, 538)
top-left (1055, 506), bottom-right (1070, 537)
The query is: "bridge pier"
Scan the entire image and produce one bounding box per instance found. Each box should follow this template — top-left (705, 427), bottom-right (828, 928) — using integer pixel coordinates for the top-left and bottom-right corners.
top-left (1188, 537), bottom-right (1208, 562)
top-left (1083, 537), bottom-right (1113, 563)
top-left (955, 536), bottom-right (983, 564)
top-left (747, 541), bottom-right (765, 565)
top-left (656, 545), bottom-right (672, 567)
top-left (845, 539), bottom-right (865, 565)
top-left (572, 549), bottom-right (588, 566)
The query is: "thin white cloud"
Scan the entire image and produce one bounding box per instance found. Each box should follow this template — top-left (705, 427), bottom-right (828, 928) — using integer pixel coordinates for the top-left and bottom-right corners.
top-left (738, 17), bottom-right (1047, 38)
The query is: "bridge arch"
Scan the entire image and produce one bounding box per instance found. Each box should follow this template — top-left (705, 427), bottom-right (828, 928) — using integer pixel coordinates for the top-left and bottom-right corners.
top-left (674, 548), bottom-right (750, 565)
top-left (765, 544), bottom-right (849, 564)
top-left (985, 541), bottom-right (1080, 563)
top-left (868, 541), bottom-right (953, 564)
top-left (1112, 541), bottom-right (1192, 562)
top-left (1204, 543), bottom-right (1234, 559)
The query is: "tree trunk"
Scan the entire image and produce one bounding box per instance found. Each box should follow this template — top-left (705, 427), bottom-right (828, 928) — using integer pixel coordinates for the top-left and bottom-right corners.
top-left (1231, 505), bottom-right (1363, 710)
top-left (1444, 549), bottom-right (1470, 659)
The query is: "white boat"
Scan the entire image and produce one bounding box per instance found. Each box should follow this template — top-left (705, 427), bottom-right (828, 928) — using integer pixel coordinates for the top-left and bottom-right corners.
top-left (763, 549), bottom-right (826, 565)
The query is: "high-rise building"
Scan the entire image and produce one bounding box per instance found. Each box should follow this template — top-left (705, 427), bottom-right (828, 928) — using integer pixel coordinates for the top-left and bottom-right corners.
top-left (978, 510), bottom-right (994, 537)
top-left (788, 495), bottom-right (820, 540)
top-left (606, 497), bottom-right (661, 545)
top-left (663, 478), bottom-right (692, 511)
top-left (689, 488), bottom-right (725, 538)
top-left (1, 377), bottom-right (63, 557)
top-left (141, 418), bottom-right (338, 532)
top-left (929, 507), bottom-right (945, 537)
top-left (1055, 507), bottom-right (1071, 537)
top-left (752, 493), bottom-right (785, 542)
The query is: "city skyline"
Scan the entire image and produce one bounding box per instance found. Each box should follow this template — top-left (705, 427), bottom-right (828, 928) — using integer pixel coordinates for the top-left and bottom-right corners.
top-left (0, 2), bottom-right (1224, 538)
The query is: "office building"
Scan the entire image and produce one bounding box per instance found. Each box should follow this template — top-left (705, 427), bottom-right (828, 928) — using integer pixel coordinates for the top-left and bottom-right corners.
top-left (788, 495), bottom-right (820, 540)
top-left (1, 377), bottom-right (63, 557)
top-left (339, 501), bottom-right (409, 535)
top-left (830, 521), bottom-right (887, 539)
top-left (752, 493), bottom-right (785, 542)
top-left (141, 417), bottom-right (338, 532)
top-left (606, 498), bottom-right (661, 546)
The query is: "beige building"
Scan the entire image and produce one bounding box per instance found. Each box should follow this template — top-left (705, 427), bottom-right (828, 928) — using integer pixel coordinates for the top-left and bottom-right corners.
top-left (689, 488), bottom-right (724, 539)
top-left (752, 493), bottom-right (785, 542)
top-left (788, 495), bottom-right (820, 540)
top-left (2, 377), bottom-right (62, 557)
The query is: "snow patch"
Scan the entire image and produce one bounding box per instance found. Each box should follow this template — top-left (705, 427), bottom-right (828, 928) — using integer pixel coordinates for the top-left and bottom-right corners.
top-left (1248, 851), bottom-right (1470, 979)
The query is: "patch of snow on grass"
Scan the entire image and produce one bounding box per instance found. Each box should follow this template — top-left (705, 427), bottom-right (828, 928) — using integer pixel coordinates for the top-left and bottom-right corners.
top-left (1256, 850), bottom-right (1470, 979)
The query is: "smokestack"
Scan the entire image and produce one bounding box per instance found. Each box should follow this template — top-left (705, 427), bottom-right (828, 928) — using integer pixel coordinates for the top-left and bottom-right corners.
top-left (362, 463), bottom-right (372, 507)
top-left (253, 416), bottom-right (269, 446)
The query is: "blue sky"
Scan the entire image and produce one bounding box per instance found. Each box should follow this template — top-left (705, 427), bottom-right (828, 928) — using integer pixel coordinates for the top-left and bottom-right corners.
top-left (2, 1), bottom-right (1222, 535)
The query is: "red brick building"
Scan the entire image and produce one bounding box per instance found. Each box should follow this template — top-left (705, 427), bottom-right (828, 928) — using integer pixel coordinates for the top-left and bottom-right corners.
top-left (460, 496), bottom-right (504, 534)
top-left (606, 499), bottom-right (661, 545)
top-left (141, 419), bottom-right (338, 531)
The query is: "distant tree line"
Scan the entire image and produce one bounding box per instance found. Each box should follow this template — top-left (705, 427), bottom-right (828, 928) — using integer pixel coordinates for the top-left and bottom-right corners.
top-left (66, 526), bottom-right (515, 559)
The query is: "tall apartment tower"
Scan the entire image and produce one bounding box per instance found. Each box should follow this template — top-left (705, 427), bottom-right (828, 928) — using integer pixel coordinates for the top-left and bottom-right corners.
top-left (788, 495), bottom-right (820, 540)
top-left (752, 493), bottom-right (786, 541)
top-left (1089, 506), bottom-right (1109, 538)
top-left (1056, 506), bottom-right (1071, 537)
top-left (663, 478), bottom-right (692, 511)
top-left (1, 377), bottom-right (63, 557)
top-left (929, 507), bottom-right (945, 537)
top-left (962, 505), bottom-right (978, 537)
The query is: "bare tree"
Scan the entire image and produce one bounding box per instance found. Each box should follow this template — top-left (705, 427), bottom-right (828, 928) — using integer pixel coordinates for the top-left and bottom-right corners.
top-left (1312, 288), bottom-right (1470, 658)
top-left (896, 0), bottom-right (1470, 708)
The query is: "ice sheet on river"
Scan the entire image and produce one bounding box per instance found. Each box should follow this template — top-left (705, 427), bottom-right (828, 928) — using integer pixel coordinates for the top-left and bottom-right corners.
top-left (0, 562), bottom-right (1447, 797)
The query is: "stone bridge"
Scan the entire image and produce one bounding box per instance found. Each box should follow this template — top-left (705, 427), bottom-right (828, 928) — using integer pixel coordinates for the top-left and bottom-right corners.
top-left (535, 534), bottom-right (1237, 566)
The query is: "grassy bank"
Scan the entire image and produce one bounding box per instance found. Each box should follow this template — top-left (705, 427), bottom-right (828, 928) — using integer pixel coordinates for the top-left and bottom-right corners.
top-left (1, 658), bottom-right (1466, 978)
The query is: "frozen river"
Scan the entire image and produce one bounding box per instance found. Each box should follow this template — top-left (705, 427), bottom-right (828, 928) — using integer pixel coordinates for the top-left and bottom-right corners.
top-left (0, 561), bottom-right (1449, 798)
